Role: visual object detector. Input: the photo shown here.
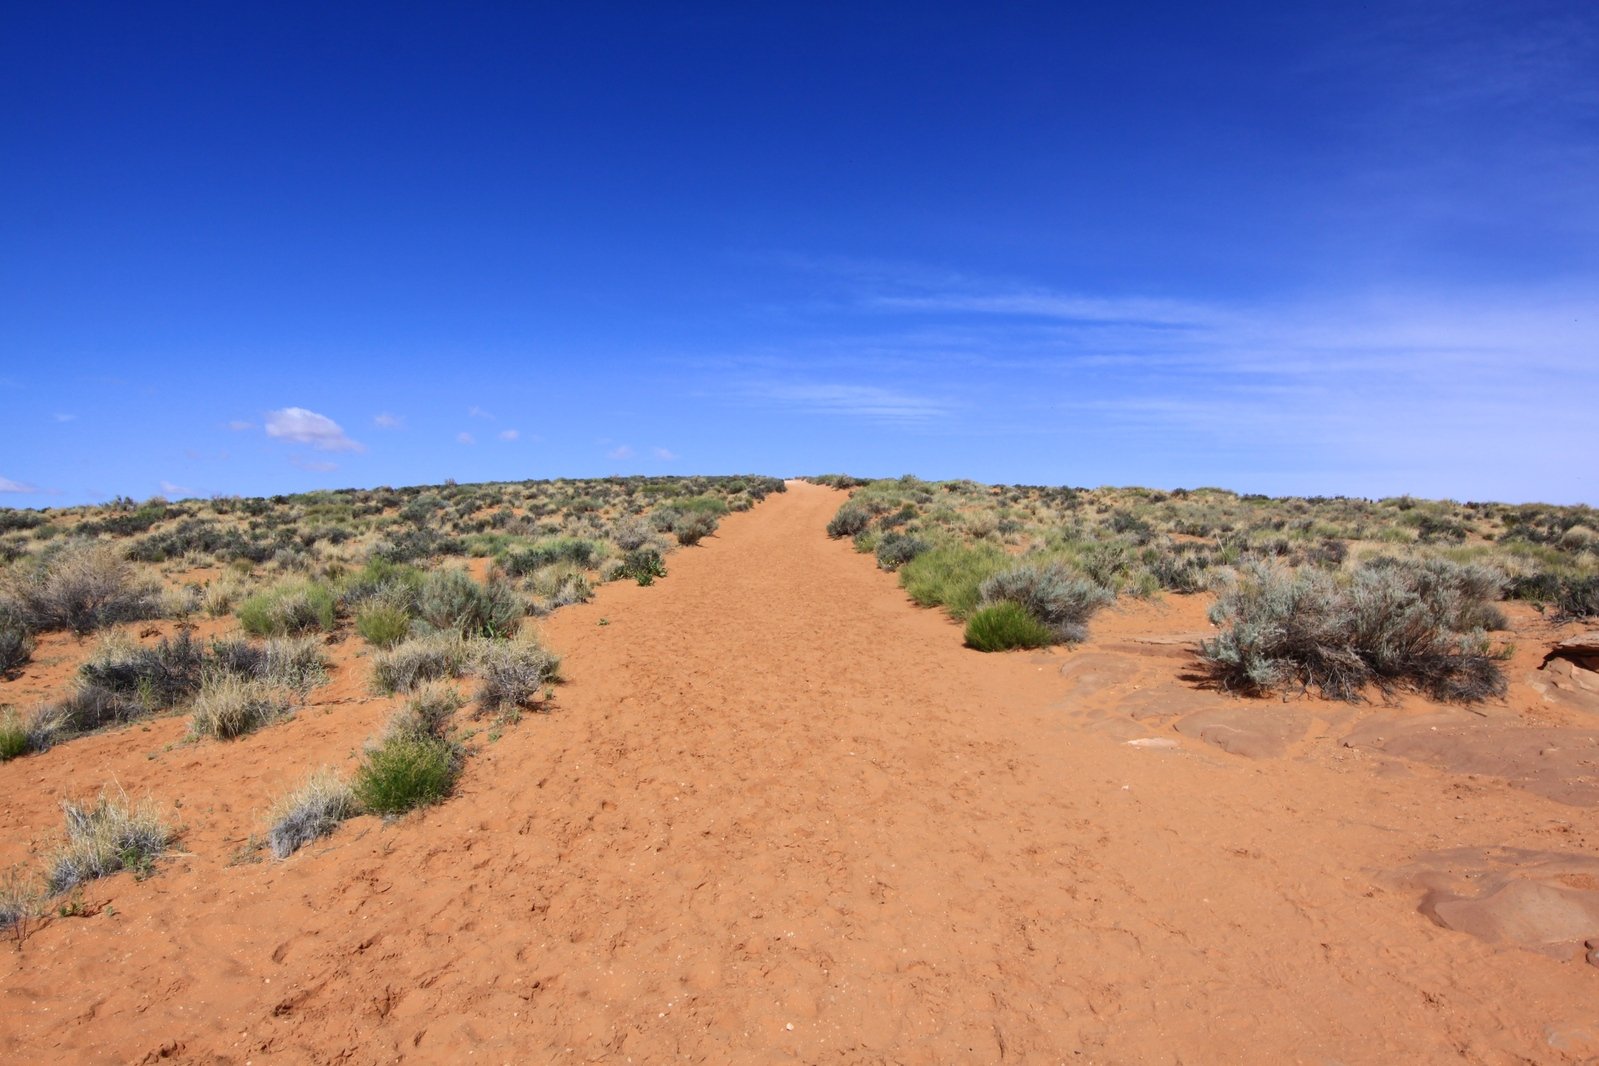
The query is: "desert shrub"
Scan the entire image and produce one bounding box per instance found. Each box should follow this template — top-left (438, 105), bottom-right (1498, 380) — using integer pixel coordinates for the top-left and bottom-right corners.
top-left (978, 562), bottom-right (1113, 644)
top-left (236, 580), bottom-right (336, 637)
top-left (618, 547), bottom-right (666, 586)
top-left (204, 635), bottom-right (326, 691)
top-left (503, 538), bottom-right (600, 576)
top-left (384, 681), bottom-right (464, 742)
top-left (1201, 560), bottom-right (1507, 703)
top-left (1556, 576), bottom-right (1599, 620)
top-left (77, 631), bottom-right (207, 711)
top-left (899, 543), bottom-right (1009, 619)
top-left (189, 676), bottom-right (292, 740)
top-left (474, 638), bottom-right (561, 714)
top-left (416, 568), bottom-right (524, 639)
top-left (0, 543), bottom-right (160, 634)
top-left (370, 632), bottom-right (470, 694)
top-left (338, 558), bottom-right (424, 611)
top-left (356, 603), bottom-right (412, 647)
top-left (0, 867), bottom-right (38, 931)
top-left (0, 710), bottom-right (29, 760)
top-left (674, 511), bottom-right (718, 546)
top-left (826, 503), bottom-right (871, 539)
top-left (0, 623), bottom-right (32, 676)
top-left (353, 736), bottom-right (460, 816)
top-left (1148, 550), bottom-right (1213, 593)
top-left (875, 532), bottom-right (929, 572)
top-left (965, 602), bottom-right (1056, 651)
top-left (48, 685), bottom-right (144, 736)
top-left (612, 518), bottom-right (654, 552)
top-left (46, 790), bottom-right (172, 894)
top-left (266, 769), bottom-right (356, 859)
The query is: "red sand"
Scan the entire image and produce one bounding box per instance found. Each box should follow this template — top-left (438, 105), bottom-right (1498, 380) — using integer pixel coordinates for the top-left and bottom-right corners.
top-left (2, 480), bottom-right (1598, 1063)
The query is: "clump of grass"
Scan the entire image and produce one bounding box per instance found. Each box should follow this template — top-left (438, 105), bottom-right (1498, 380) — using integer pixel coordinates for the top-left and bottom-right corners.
top-left (0, 866), bottom-right (39, 932)
top-left (0, 542), bottom-right (161, 634)
top-left (353, 736), bottom-right (460, 816)
top-left (236, 580), bottom-right (336, 637)
top-left (0, 710), bottom-right (30, 761)
top-left (1201, 559), bottom-right (1509, 703)
top-left (370, 632), bottom-right (470, 694)
top-left (473, 638), bottom-right (561, 715)
top-left (964, 601), bottom-right (1056, 651)
top-left (266, 769), bottom-right (356, 859)
top-left (188, 675), bottom-right (292, 740)
top-left (977, 562), bottom-right (1114, 644)
top-left (46, 790), bottom-right (172, 894)
top-left (898, 543), bottom-right (1009, 619)
top-left (383, 681), bottom-right (464, 742)
top-left (416, 568), bottom-right (524, 639)
top-left (356, 602), bottom-right (412, 647)
top-left (208, 635), bottom-right (327, 692)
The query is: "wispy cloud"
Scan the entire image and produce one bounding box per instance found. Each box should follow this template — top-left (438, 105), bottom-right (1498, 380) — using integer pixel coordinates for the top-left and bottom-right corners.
top-left (265, 408), bottom-right (365, 453)
top-left (373, 412), bottom-right (405, 429)
top-left (497, 429), bottom-right (520, 442)
top-left (52, 413), bottom-right (76, 423)
top-left (607, 444), bottom-right (634, 460)
top-left (457, 431), bottom-right (476, 446)
top-left (738, 381), bottom-right (951, 425)
top-left (653, 446), bottom-right (679, 460)
top-left (468, 405), bottom-right (495, 420)
top-left (0, 475), bottom-right (37, 494)
top-left (227, 419), bottom-right (255, 432)
top-left (158, 480), bottom-right (189, 497)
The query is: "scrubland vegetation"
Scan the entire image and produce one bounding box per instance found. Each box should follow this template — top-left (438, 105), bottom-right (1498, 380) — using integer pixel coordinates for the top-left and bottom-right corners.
top-left (816, 475), bottom-right (1597, 702)
top-left (0, 476), bottom-right (780, 917)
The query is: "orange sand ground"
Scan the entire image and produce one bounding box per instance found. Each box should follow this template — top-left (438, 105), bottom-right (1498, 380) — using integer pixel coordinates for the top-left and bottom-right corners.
top-left (2, 481), bottom-right (1597, 1063)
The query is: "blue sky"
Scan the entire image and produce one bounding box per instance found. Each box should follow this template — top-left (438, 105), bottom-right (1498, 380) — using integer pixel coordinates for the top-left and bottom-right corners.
top-left (2, 1), bottom-right (1595, 506)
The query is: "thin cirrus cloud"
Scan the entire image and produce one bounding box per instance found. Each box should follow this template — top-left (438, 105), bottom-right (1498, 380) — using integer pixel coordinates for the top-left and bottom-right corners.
top-left (457, 432), bottom-right (476, 446)
top-left (652, 447), bottom-right (679, 461)
top-left (0, 475), bottom-right (38, 493)
top-left (468, 406), bottom-right (495, 420)
top-left (737, 381), bottom-right (951, 425)
top-left (607, 444), bottom-right (634, 460)
top-left (373, 412), bottom-right (405, 429)
top-left (226, 419), bottom-right (255, 431)
top-left (497, 429), bottom-right (520, 442)
top-left (264, 407), bottom-right (365, 453)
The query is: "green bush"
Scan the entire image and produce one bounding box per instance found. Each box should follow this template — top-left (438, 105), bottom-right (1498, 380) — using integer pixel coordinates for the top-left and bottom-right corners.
top-left (354, 736), bottom-right (460, 816)
top-left (0, 711), bottom-right (29, 760)
top-left (978, 562), bottom-right (1113, 644)
top-left (618, 548), bottom-right (666, 586)
top-left (502, 538), bottom-right (600, 576)
top-left (356, 603), bottom-right (412, 647)
top-left (236, 580), bottom-right (337, 637)
top-left (965, 602), bottom-right (1056, 652)
top-left (383, 681), bottom-right (463, 742)
top-left (674, 511), bottom-right (719, 546)
top-left (899, 543), bottom-right (1008, 619)
top-left (875, 532), bottom-right (929, 572)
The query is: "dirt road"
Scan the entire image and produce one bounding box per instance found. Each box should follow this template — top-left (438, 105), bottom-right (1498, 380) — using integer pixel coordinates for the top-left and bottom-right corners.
top-left (1, 480), bottom-right (1595, 1063)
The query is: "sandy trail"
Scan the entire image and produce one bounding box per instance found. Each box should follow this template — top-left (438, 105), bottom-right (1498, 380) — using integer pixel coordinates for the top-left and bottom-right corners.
top-left (1, 481), bottom-right (1596, 1063)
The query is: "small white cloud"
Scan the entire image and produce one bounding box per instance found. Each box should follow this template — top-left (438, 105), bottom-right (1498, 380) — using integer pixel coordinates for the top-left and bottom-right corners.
top-left (227, 419), bottom-right (255, 431)
top-left (468, 406), bottom-right (495, 420)
top-left (265, 408), bottom-right (364, 452)
top-left (373, 412), bottom-right (405, 429)
top-left (607, 444), bottom-right (634, 460)
top-left (497, 429), bottom-right (520, 442)
top-left (457, 432), bottom-right (477, 445)
top-left (290, 456), bottom-right (339, 473)
top-left (0, 475), bottom-right (37, 493)
top-left (52, 413), bottom-right (76, 423)
top-left (158, 480), bottom-right (189, 497)
top-left (653, 446), bottom-right (679, 460)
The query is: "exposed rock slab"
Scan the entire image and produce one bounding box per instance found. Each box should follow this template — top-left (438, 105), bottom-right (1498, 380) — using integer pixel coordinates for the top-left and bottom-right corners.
top-left (1172, 705), bottom-right (1310, 758)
